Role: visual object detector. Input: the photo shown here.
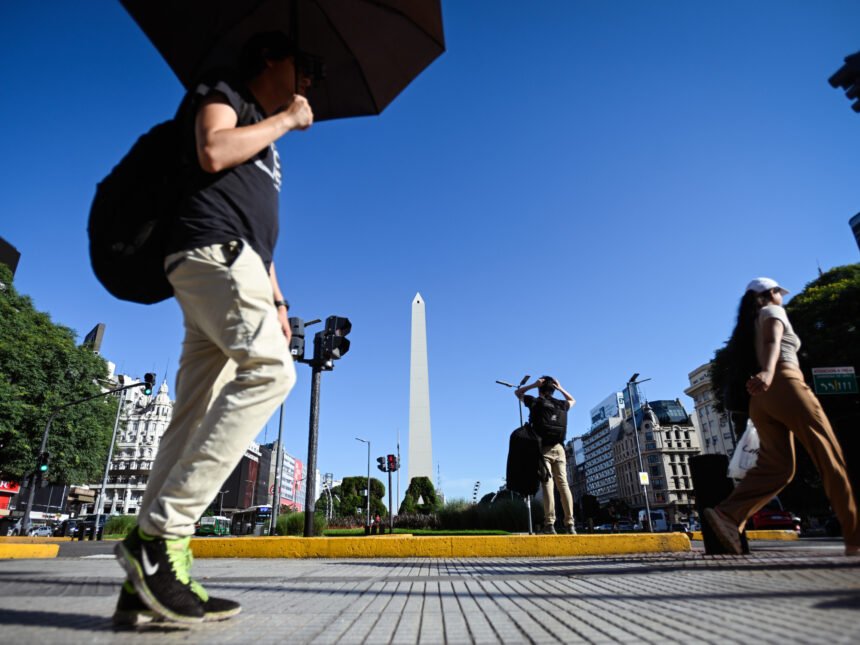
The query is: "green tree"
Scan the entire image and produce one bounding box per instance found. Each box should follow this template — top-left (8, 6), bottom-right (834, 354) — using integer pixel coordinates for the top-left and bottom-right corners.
top-left (399, 476), bottom-right (438, 514)
top-left (0, 265), bottom-right (117, 483)
top-left (329, 476), bottom-right (386, 518)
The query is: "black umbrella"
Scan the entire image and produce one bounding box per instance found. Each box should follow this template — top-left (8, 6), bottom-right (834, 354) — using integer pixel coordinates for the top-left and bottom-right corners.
top-left (120, 0), bottom-right (445, 122)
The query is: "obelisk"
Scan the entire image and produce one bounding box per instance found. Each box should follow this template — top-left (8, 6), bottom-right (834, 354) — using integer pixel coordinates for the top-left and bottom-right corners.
top-left (408, 293), bottom-right (433, 484)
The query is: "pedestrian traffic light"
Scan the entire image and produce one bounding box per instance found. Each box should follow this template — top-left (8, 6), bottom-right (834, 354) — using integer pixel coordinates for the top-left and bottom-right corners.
top-left (289, 317), bottom-right (306, 361)
top-left (377, 456), bottom-right (387, 472)
top-left (37, 452), bottom-right (49, 474)
top-left (386, 454), bottom-right (398, 472)
top-left (143, 372), bottom-right (156, 396)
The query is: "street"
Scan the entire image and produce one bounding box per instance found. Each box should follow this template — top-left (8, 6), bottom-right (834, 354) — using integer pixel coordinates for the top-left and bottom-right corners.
top-left (0, 540), bottom-right (857, 644)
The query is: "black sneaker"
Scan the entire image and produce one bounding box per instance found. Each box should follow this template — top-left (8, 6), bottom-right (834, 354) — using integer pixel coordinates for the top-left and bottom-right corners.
top-left (113, 580), bottom-right (241, 626)
top-left (114, 528), bottom-right (204, 624)
top-left (562, 525), bottom-right (577, 535)
top-left (542, 524), bottom-right (557, 535)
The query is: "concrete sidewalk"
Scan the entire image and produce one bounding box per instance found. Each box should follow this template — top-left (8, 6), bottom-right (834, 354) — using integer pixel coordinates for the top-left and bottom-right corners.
top-left (0, 541), bottom-right (856, 644)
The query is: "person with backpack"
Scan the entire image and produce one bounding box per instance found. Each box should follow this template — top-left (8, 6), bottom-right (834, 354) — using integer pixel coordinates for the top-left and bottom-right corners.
top-left (704, 278), bottom-right (859, 557)
top-left (113, 32), bottom-right (315, 625)
top-left (516, 376), bottom-right (577, 534)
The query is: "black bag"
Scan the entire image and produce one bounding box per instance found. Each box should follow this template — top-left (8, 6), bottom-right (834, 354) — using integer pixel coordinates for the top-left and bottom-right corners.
top-left (529, 397), bottom-right (568, 445)
top-left (506, 425), bottom-right (549, 497)
top-left (88, 81), bottom-right (256, 305)
top-left (88, 120), bottom-right (183, 304)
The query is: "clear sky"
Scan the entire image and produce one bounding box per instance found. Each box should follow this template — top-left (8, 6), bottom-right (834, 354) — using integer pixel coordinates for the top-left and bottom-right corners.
top-left (3, 1), bottom-right (860, 504)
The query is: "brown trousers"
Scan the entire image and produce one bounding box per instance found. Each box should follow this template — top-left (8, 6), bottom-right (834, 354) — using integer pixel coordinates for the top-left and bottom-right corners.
top-left (718, 366), bottom-right (859, 547)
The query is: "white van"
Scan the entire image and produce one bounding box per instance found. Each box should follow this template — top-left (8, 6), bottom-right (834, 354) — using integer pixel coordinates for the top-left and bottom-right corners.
top-left (637, 509), bottom-right (669, 532)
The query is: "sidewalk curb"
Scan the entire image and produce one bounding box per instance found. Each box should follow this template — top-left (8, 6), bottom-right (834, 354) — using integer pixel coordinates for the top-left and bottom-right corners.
top-left (190, 533), bottom-right (691, 558)
top-left (691, 530), bottom-right (799, 541)
top-left (0, 543), bottom-right (60, 559)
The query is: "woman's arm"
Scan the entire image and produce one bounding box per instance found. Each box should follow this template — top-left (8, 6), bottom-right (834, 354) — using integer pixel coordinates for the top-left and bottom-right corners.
top-left (747, 317), bottom-right (783, 395)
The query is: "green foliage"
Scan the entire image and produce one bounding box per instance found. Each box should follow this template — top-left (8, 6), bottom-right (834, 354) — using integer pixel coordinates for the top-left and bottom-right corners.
top-left (276, 511), bottom-right (327, 536)
top-left (399, 476), bottom-right (438, 514)
top-left (437, 497), bottom-right (533, 532)
top-left (326, 476), bottom-right (387, 520)
top-left (104, 514), bottom-right (137, 536)
top-left (0, 265), bottom-right (117, 483)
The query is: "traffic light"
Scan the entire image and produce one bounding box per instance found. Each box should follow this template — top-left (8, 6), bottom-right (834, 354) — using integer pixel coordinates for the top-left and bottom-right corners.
top-left (386, 454), bottom-right (398, 472)
top-left (143, 372), bottom-right (156, 395)
top-left (376, 456), bottom-right (387, 472)
top-left (289, 317), bottom-right (306, 361)
top-left (37, 451), bottom-right (49, 474)
top-left (316, 316), bottom-right (351, 362)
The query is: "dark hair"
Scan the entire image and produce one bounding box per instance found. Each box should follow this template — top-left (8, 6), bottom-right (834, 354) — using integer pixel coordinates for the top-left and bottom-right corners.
top-left (726, 290), bottom-right (762, 378)
top-left (239, 32), bottom-right (297, 81)
top-left (538, 376), bottom-right (556, 395)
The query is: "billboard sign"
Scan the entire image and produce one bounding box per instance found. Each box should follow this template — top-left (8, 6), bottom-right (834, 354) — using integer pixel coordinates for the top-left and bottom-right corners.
top-left (590, 392), bottom-right (624, 428)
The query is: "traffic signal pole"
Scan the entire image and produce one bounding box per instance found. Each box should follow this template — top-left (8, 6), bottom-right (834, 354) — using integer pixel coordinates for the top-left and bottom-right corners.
top-left (388, 468), bottom-right (394, 533)
top-left (303, 364), bottom-right (323, 537)
top-left (21, 379), bottom-right (151, 534)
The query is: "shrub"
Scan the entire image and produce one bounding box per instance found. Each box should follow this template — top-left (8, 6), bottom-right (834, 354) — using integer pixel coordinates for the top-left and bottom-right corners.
top-left (277, 512), bottom-right (327, 536)
top-left (104, 514), bottom-right (137, 536)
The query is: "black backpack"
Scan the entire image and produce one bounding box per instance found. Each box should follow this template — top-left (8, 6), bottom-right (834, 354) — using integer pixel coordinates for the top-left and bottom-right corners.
top-left (505, 424), bottom-right (549, 496)
top-left (529, 396), bottom-right (568, 445)
top-left (88, 119), bottom-right (184, 304)
top-left (88, 81), bottom-right (255, 305)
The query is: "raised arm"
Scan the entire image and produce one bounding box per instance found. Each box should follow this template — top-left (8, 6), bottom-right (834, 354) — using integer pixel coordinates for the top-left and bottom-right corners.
top-left (195, 94), bottom-right (313, 173)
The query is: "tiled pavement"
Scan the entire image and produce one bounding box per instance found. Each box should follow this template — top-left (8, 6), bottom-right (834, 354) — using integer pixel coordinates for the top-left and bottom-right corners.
top-left (0, 542), bottom-right (857, 644)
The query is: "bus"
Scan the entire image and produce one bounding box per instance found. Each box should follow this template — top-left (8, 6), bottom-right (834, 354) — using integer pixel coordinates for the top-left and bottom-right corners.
top-left (230, 506), bottom-right (272, 536)
top-left (196, 515), bottom-right (230, 536)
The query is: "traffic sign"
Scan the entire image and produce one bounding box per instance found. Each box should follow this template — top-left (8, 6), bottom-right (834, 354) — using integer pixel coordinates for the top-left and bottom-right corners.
top-left (812, 367), bottom-right (858, 395)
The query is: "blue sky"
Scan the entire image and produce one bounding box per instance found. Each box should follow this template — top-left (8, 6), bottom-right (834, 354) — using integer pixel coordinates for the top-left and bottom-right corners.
top-left (3, 1), bottom-right (860, 504)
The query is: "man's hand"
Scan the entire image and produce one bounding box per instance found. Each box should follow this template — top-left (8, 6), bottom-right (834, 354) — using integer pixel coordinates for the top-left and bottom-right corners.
top-left (283, 95), bottom-right (314, 131)
top-left (277, 306), bottom-right (292, 344)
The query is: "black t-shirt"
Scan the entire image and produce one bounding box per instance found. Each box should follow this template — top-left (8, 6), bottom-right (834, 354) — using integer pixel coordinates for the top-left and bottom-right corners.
top-left (167, 76), bottom-right (282, 268)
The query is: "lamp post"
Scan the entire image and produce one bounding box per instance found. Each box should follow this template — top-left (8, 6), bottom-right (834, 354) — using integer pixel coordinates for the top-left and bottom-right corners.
top-left (627, 373), bottom-right (653, 533)
top-left (495, 374), bottom-right (533, 535)
top-left (355, 437), bottom-right (370, 531)
top-left (218, 490), bottom-right (230, 516)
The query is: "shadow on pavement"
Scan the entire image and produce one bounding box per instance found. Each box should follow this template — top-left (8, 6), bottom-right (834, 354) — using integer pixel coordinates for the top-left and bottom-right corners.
top-left (815, 593), bottom-right (860, 610)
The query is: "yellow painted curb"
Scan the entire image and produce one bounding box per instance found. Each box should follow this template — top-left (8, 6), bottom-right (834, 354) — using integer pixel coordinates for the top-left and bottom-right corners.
top-left (191, 533), bottom-right (690, 559)
top-left (690, 530), bottom-right (798, 541)
top-left (0, 537), bottom-right (72, 543)
top-left (0, 544), bottom-right (60, 559)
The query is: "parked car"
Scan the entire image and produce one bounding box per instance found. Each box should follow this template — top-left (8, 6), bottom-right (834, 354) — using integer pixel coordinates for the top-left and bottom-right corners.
top-left (747, 498), bottom-right (797, 532)
top-left (54, 519), bottom-right (79, 537)
top-left (616, 521), bottom-right (636, 531)
top-left (28, 525), bottom-right (53, 537)
top-left (77, 514), bottom-right (108, 537)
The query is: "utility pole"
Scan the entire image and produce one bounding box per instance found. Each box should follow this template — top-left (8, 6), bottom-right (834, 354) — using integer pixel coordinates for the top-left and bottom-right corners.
top-left (627, 374), bottom-right (653, 533)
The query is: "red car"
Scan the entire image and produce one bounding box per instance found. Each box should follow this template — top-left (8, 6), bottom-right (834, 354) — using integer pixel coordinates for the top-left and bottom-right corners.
top-left (747, 498), bottom-right (799, 533)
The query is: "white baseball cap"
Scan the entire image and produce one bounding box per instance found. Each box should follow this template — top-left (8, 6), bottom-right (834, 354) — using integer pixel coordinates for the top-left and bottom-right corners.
top-left (746, 277), bottom-right (789, 295)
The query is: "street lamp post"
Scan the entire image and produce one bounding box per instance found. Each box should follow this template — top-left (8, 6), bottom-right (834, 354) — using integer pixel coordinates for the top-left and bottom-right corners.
top-left (218, 490), bottom-right (230, 516)
top-left (495, 374), bottom-right (533, 535)
top-left (355, 437), bottom-right (370, 532)
top-left (627, 373), bottom-right (653, 533)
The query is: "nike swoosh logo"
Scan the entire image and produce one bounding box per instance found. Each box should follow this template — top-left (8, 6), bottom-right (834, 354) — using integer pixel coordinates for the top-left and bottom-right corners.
top-left (141, 547), bottom-right (159, 576)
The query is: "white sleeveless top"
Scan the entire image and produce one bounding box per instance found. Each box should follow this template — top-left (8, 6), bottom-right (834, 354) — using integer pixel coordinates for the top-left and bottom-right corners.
top-left (756, 305), bottom-right (801, 368)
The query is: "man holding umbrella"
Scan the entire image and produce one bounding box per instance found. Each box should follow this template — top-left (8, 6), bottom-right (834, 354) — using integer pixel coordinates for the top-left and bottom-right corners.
top-left (114, 32), bottom-right (314, 625)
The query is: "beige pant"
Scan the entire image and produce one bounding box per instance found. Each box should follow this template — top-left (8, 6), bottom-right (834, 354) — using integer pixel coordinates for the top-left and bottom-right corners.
top-left (718, 366), bottom-right (859, 547)
top-left (541, 443), bottom-right (574, 526)
top-left (138, 241), bottom-right (296, 538)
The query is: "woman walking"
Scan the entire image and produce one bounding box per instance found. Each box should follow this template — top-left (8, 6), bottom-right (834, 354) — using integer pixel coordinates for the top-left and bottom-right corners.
top-left (705, 278), bottom-right (859, 556)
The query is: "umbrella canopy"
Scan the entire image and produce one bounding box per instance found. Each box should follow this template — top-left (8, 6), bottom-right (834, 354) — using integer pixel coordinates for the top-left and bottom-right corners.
top-left (120, 0), bottom-right (445, 122)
